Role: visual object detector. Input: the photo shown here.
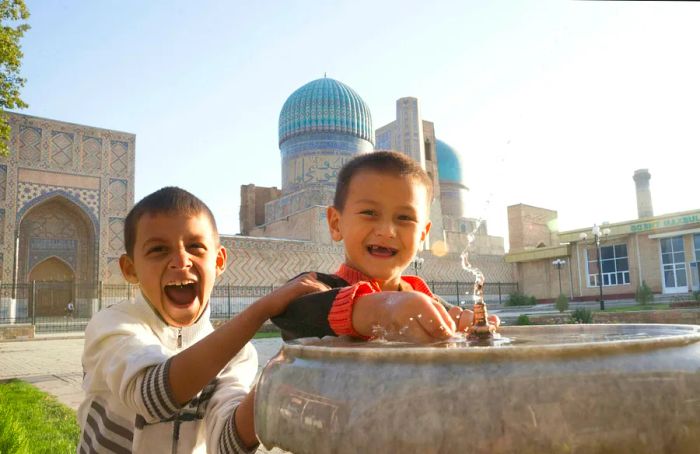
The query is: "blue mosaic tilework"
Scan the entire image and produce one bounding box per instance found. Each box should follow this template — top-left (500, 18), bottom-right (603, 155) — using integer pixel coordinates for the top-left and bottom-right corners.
top-left (280, 132), bottom-right (373, 159)
top-left (436, 139), bottom-right (466, 184)
top-left (278, 78), bottom-right (374, 146)
top-left (16, 182), bottom-right (100, 235)
top-left (280, 132), bottom-right (374, 193)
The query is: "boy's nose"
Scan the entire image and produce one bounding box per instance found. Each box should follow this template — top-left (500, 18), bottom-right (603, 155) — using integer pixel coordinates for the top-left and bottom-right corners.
top-left (169, 248), bottom-right (192, 268)
top-left (375, 220), bottom-right (397, 237)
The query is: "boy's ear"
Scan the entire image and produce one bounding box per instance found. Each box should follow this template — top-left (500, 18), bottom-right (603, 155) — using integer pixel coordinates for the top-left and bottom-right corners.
top-left (119, 254), bottom-right (139, 284)
top-left (326, 206), bottom-right (343, 242)
top-left (215, 246), bottom-right (227, 276)
top-left (420, 220), bottom-right (432, 242)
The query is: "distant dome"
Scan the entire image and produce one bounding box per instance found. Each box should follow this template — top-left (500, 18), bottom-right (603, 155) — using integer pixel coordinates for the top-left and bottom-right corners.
top-left (278, 77), bottom-right (374, 146)
top-left (436, 139), bottom-right (465, 185)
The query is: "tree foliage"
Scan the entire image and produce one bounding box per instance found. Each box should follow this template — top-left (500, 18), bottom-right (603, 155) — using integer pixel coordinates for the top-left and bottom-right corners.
top-left (0, 0), bottom-right (30, 156)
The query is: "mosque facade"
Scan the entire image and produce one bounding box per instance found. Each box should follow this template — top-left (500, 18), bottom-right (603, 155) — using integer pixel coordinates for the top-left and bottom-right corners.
top-left (0, 112), bottom-right (135, 318)
top-left (236, 77), bottom-right (515, 286)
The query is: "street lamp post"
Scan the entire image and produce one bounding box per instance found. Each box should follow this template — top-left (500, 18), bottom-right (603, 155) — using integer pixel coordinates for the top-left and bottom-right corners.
top-left (580, 224), bottom-right (611, 311)
top-left (552, 258), bottom-right (566, 295)
top-left (412, 256), bottom-right (424, 276)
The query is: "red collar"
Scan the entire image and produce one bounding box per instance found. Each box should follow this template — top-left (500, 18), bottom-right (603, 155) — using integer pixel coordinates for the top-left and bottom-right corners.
top-left (335, 263), bottom-right (435, 298)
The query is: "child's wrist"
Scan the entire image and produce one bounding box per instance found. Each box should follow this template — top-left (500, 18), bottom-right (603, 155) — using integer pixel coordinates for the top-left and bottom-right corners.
top-left (248, 297), bottom-right (275, 325)
top-left (350, 294), bottom-right (376, 337)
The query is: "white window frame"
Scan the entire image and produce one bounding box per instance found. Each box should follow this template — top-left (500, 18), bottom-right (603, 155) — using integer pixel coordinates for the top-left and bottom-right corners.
top-left (585, 243), bottom-right (631, 288)
top-left (659, 236), bottom-right (688, 294)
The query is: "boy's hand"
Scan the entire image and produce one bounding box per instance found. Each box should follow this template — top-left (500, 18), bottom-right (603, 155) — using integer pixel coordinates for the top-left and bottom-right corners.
top-left (261, 273), bottom-right (330, 319)
top-left (447, 306), bottom-right (501, 333)
top-left (352, 291), bottom-right (456, 343)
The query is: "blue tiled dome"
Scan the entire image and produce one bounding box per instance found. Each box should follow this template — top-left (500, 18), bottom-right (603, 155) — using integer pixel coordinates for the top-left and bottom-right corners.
top-left (278, 78), bottom-right (374, 146)
top-left (436, 139), bottom-right (465, 184)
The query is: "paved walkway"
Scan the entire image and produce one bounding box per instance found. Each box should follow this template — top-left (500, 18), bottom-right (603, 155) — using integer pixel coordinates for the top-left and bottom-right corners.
top-left (0, 335), bottom-right (287, 453)
top-left (0, 335), bottom-right (284, 409)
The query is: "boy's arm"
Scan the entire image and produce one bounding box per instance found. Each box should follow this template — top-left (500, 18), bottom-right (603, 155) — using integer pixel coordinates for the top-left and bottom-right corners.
top-left (168, 273), bottom-right (327, 406)
top-left (270, 288), bottom-right (341, 340)
top-left (351, 291), bottom-right (457, 343)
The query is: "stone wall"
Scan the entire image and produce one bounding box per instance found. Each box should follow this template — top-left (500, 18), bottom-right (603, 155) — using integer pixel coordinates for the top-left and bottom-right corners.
top-left (0, 323), bottom-right (34, 340)
top-left (218, 234), bottom-right (516, 287)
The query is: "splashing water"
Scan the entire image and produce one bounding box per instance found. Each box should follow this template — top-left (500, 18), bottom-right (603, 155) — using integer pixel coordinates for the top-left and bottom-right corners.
top-left (460, 217), bottom-right (487, 305)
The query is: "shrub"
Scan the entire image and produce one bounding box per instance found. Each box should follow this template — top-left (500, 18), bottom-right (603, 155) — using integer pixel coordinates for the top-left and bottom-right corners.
top-left (506, 291), bottom-right (537, 307)
top-left (555, 293), bottom-right (569, 313)
top-left (515, 314), bottom-right (531, 325)
top-left (571, 308), bottom-right (593, 324)
top-left (635, 281), bottom-right (654, 305)
top-left (693, 290), bottom-right (700, 302)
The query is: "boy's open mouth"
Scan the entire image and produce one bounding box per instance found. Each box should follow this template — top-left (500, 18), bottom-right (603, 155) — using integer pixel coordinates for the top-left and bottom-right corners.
top-left (367, 245), bottom-right (398, 257)
top-left (164, 280), bottom-right (198, 306)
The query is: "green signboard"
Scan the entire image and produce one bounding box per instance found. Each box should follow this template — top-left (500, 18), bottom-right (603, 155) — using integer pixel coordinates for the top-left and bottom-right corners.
top-left (630, 214), bottom-right (700, 233)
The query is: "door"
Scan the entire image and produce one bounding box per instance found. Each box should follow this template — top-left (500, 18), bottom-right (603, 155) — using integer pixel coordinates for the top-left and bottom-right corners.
top-left (660, 236), bottom-right (688, 294)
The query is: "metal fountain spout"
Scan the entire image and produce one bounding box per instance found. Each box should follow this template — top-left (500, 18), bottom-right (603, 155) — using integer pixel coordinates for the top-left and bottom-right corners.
top-left (467, 277), bottom-right (495, 339)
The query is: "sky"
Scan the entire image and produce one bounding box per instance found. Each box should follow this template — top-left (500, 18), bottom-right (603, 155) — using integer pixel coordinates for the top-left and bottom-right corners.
top-left (15, 0), bottom-right (700, 250)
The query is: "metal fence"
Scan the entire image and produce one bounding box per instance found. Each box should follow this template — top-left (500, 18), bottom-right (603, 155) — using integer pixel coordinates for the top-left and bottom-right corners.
top-left (427, 281), bottom-right (519, 306)
top-left (0, 280), bottom-right (518, 333)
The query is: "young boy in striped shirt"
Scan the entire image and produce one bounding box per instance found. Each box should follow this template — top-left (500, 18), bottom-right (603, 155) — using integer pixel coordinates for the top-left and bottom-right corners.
top-left (78, 187), bottom-right (327, 453)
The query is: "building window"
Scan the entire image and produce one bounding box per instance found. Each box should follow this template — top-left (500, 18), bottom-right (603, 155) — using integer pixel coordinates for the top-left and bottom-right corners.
top-left (586, 243), bottom-right (630, 287)
top-left (660, 236), bottom-right (687, 289)
top-left (692, 234), bottom-right (700, 290)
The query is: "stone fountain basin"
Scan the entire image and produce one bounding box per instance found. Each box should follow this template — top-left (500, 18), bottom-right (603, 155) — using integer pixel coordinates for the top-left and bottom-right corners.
top-left (254, 324), bottom-right (700, 454)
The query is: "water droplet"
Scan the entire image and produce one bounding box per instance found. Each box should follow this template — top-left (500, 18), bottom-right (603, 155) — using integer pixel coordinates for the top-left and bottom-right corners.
top-left (417, 314), bottom-right (422, 319)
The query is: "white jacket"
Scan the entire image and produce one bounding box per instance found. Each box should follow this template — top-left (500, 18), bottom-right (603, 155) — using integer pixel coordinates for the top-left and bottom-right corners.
top-left (77, 294), bottom-right (258, 453)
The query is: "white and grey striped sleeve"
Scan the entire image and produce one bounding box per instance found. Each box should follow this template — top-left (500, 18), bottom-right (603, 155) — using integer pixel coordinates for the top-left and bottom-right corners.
top-left (218, 405), bottom-right (259, 454)
top-left (139, 358), bottom-right (181, 420)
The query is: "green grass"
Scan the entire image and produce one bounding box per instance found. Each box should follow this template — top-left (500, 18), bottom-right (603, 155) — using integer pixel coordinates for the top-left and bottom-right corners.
top-left (602, 303), bottom-right (670, 313)
top-left (0, 380), bottom-right (79, 453)
top-left (253, 330), bottom-right (281, 339)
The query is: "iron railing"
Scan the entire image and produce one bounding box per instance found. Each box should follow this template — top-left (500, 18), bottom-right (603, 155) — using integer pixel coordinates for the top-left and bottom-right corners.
top-left (426, 281), bottom-right (518, 306)
top-left (0, 280), bottom-right (518, 333)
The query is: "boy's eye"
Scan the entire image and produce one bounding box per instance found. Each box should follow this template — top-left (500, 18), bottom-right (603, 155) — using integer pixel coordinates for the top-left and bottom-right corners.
top-left (359, 210), bottom-right (377, 217)
top-left (188, 243), bottom-right (206, 251)
top-left (398, 214), bottom-right (417, 222)
top-left (146, 245), bottom-right (167, 255)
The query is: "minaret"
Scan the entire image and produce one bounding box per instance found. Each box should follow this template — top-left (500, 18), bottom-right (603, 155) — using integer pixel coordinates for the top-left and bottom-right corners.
top-left (633, 169), bottom-right (653, 219)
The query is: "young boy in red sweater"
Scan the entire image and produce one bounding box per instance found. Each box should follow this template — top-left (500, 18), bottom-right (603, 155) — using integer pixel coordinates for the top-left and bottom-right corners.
top-left (273, 151), bottom-right (499, 342)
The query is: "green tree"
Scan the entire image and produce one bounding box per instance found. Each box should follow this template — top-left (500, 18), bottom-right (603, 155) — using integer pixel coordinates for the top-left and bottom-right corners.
top-left (0, 0), bottom-right (30, 156)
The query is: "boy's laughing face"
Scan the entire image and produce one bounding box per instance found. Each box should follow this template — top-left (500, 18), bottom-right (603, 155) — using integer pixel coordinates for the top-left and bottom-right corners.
top-left (119, 212), bottom-right (226, 327)
top-left (327, 170), bottom-right (431, 290)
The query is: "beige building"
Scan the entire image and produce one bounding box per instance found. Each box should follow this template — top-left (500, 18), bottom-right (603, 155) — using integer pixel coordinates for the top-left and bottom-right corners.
top-left (506, 169), bottom-right (700, 302)
top-left (0, 112), bottom-right (135, 318)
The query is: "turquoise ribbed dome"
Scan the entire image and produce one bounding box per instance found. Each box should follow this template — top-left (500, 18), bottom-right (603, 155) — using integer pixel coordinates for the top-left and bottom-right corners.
top-left (436, 139), bottom-right (465, 184)
top-left (278, 78), bottom-right (374, 146)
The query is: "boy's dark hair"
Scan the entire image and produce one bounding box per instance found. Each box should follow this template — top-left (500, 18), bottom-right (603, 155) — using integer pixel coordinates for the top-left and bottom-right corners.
top-left (124, 187), bottom-right (218, 257)
top-left (333, 151), bottom-right (433, 211)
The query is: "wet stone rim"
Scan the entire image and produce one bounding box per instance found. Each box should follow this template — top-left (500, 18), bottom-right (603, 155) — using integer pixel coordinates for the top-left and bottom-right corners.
top-left (282, 324), bottom-right (700, 363)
